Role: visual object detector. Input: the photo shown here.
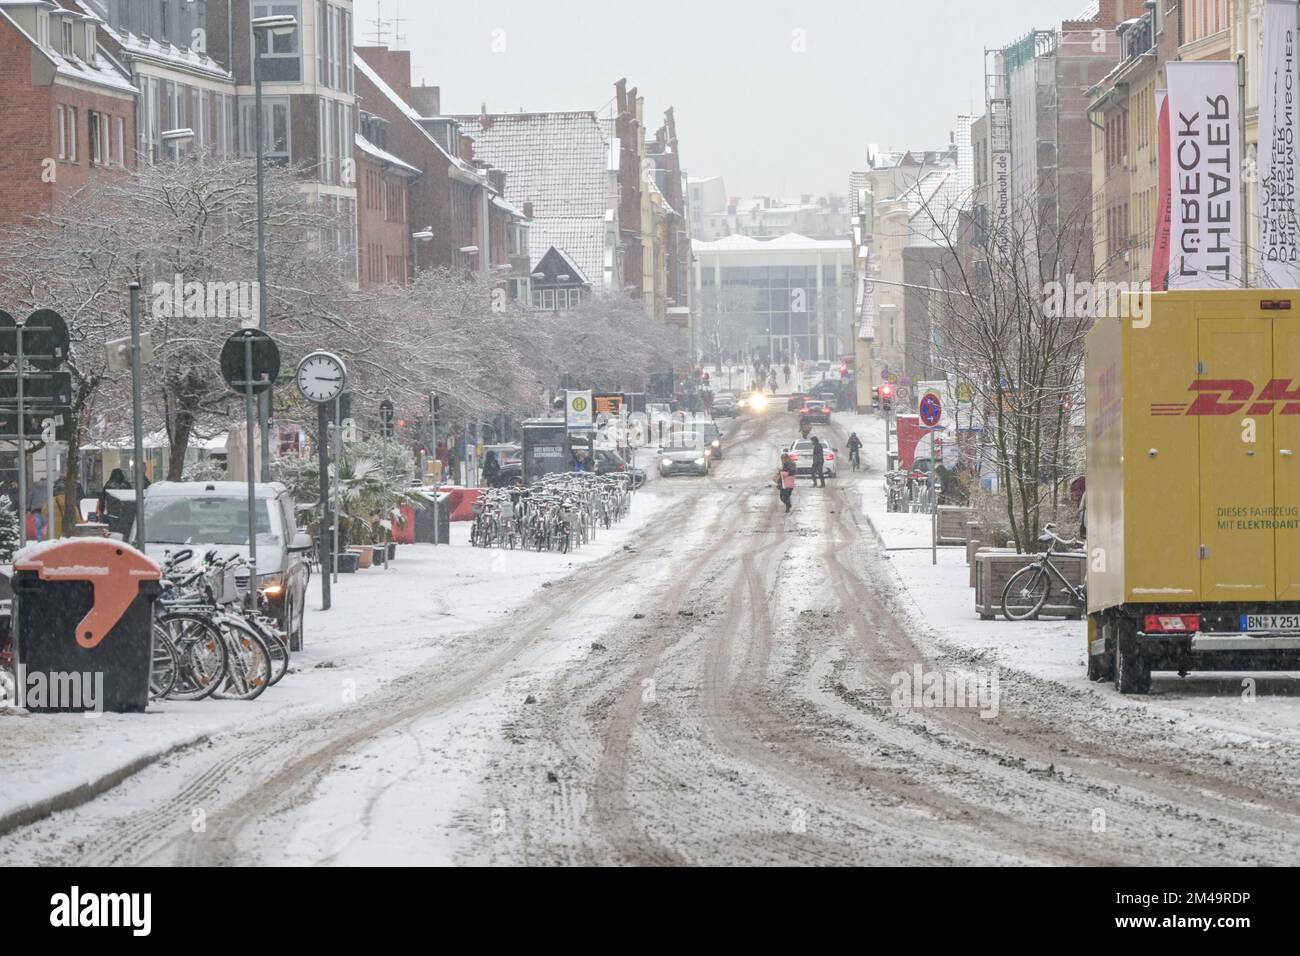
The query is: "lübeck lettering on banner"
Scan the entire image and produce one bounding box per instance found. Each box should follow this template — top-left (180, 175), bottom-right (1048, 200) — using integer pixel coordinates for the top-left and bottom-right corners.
top-left (1177, 95), bottom-right (1235, 283)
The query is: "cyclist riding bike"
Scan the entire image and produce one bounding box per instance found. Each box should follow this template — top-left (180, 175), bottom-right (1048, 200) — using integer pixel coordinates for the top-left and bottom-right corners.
top-left (846, 432), bottom-right (863, 471)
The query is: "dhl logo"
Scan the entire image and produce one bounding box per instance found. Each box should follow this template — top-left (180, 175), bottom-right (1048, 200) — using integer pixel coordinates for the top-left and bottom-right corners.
top-left (1151, 379), bottom-right (1300, 416)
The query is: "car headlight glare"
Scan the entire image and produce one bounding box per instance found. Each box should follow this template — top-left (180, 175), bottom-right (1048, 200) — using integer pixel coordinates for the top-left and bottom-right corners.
top-left (694, 457), bottom-right (706, 466)
top-left (662, 458), bottom-right (673, 467)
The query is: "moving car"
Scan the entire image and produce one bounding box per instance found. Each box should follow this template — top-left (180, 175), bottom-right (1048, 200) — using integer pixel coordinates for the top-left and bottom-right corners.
top-left (135, 481), bottom-right (313, 650)
top-left (698, 420), bottom-right (725, 462)
top-left (712, 391), bottom-right (738, 417)
top-left (785, 439), bottom-right (837, 479)
top-left (658, 431), bottom-right (710, 477)
top-left (786, 391), bottom-right (807, 411)
top-left (800, 400), bottom-right (832, 425)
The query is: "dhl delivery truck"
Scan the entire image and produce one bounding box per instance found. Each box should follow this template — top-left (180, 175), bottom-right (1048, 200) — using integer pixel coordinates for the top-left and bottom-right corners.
top-left (1085, 290), bottom-right (1300, 693)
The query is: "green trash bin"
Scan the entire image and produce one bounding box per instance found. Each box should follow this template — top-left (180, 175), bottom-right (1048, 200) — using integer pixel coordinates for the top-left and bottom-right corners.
top-left (12, 539), bottom-right (162, 713)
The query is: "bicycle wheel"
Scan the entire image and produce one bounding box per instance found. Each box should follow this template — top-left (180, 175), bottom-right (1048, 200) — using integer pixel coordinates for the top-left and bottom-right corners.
top-left (252, 616), bottom-right (290, 686)
top-left (1001, 564), bottom-right (1050, 621)
top-left (159, 611), bottom-right (228, 701)
top-left (150, 624), bottom-right (180, 700)
top-left (212, 619), bottom-right (272, 701)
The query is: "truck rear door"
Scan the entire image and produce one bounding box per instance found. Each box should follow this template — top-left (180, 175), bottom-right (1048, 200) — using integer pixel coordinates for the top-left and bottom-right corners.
top-left (1198, 316), bottom-right (1276, 602)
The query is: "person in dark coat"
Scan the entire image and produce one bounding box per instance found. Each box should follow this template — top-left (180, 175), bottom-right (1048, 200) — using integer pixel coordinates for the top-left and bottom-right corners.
top-left (482, 450), bottom-right (501, 488)
top-left (776, 452), bottom-right (796, 514)
top-left (810, 436), bottom-right (826, 488)
top-left (98, 468), bottom-right (131, 518)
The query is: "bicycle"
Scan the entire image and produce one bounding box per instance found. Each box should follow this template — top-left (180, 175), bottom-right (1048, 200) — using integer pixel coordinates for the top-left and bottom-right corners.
top-left (1000, 523), bottom-right (1087, 621)
top-left (848, 446), bottom-right (862, 472)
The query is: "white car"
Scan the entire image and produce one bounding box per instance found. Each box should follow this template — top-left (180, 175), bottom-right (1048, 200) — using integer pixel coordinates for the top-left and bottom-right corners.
top-left (786, 439), bottom-right (837, 479)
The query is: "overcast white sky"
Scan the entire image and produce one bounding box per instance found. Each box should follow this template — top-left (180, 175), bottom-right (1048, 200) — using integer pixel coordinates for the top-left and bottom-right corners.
top-left (354, 0), bottom-right (1095, 199)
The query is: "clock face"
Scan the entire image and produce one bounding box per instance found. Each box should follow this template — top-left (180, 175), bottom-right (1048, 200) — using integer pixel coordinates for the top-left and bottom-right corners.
top-left (296, 353), bottom-right (346, 403)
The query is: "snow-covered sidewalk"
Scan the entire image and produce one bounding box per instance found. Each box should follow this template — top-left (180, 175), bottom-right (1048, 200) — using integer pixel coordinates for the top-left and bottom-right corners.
top-left (837, 407), bottom-right (1300, 742)
top-left (0, 491), bottom-right (670, 831)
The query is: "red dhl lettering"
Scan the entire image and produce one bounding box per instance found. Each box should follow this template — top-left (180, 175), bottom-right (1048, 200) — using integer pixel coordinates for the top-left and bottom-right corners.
top-left (1153, 379), bottom-right (1300, 416)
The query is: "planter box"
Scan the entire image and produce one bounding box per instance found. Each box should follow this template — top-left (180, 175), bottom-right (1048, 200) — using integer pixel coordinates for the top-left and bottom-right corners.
top-left (370, 545), bottom-right (386, 566)
top-left (335, 552), bottom-right (360, 574)
top-left (937, 506), bottom-right (976, 544)
top-left (974, 549), bottom-right (1085, 620)
top-left (348, 546), bottom-right (373, 569)
top-left (387, 542), bottom-right (397, 561)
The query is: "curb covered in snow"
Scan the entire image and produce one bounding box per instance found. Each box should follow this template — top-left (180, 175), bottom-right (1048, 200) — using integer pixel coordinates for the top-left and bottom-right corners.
top-left (0, 731), bottom-right (210, 838)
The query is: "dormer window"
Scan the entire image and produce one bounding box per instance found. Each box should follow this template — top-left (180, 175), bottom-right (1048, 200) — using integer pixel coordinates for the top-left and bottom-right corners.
top-left (86, 24), bottom-right (97, 65)
top-left (62, 18), bottom-right (74, 56)
top-left (36, 11), bottom-right (49, 48)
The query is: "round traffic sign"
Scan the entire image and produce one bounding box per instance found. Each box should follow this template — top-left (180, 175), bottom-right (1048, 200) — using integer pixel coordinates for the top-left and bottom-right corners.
top-left (23, 309), bottom-right (69, 370)
top-left (920, 391), bottom-right (943, 427)
top-left (220, 328), bottom-right (280, 394)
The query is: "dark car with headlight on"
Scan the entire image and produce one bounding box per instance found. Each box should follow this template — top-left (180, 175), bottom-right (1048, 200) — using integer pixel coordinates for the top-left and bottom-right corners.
top-left (658, 431), bottom-right (710, 477)
top-left (698, 420), bottom-right (725, 462)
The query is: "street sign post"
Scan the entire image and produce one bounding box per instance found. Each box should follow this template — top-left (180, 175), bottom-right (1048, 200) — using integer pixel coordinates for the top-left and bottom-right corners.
top-left (917, 387), bottom-right (944, 566)
top-left (222, 329), bottom-right (281, 610)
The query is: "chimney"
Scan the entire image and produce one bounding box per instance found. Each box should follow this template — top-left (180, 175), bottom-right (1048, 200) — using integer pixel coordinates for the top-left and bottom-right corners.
top-left (522, 201), bottom-right (534, 219)
top-left (356, 47), bottom-right (413, 102)
top-left (459, 134), bottom-right (474, 164)
top-left (479, 102), bottom-right (494, 130)
top-left (408, 83), bottom-right (441, 116)
top-left (487, 168), bottom-right (506, 193)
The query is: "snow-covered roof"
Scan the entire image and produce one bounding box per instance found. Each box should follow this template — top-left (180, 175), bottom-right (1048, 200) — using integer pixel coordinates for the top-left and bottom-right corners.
top-left (0, 3), bottom-right (136, 96)
top-left (355, 132), bottom-right (421, 175)
top-left (354, 53), bottom-right (484, 183)
top-left (693, 233), bottom-right (850, 253)
top-left (74, 1), bottom-right (231, 82)
top-left (455, 110), bottom-right (614, 282)
top-left (527, 215), bottom-right (606, 276)
top-left (539, 245), bottom-right (590, 286)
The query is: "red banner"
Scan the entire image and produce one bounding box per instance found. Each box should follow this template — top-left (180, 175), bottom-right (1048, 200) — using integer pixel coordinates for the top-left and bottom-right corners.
top-left (1151, 90), bottom-right (1172, 291)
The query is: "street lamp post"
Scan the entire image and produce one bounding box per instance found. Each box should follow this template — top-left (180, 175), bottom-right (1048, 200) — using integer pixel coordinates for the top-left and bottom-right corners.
top-left (251, 15), bottom-right (297, 483)
top-left (411, 228), bottom-right (433, 279)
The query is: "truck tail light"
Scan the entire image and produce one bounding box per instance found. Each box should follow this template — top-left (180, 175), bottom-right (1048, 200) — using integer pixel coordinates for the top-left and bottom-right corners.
top-left (1144, 614), bottom-right (1200, 634)
top-left (1261, 299), bottom-right (1292, 310)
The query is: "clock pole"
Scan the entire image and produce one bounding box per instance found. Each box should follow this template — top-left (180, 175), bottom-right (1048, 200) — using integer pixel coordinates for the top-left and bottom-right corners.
top-left (317, 399), bottom-right (331, 610)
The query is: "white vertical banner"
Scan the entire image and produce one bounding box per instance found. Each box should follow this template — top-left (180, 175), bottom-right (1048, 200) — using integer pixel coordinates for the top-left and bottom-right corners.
top-left (1259, 0), bottom-right (1300, 287)
top-left (1167, 60), bottom-right (1244, 289)
top-left (565, 390), bottom-right (593, 432)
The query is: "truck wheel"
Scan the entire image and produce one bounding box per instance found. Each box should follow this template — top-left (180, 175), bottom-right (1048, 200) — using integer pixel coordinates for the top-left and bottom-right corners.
top-left (1113, 623), bottom-right (1151, 694)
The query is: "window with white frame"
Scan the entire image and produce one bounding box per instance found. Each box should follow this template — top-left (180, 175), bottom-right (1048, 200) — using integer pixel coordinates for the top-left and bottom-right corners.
top-left (85, 24), bottom-right (96, 65)
top-left (115, 116), bottom-right (124, 166)
top-left (56, 105), bottom-right (66, 160)
top-left (318, 98), bottom-right (334, 182)
top-left (338, 100), bottom-right (352, 185)
top-left (61, 18), bottom-right (73, 55)
top-left (542, 289), bottom-right (555, 310)
top-left (241, 97), bottom-right (290, 160)
top-left (253, 2), bottom-right (300, 56)
top-left (36, 10), bottom-right (49, 47)
top-left (66, 107), bottom-right (77, 161)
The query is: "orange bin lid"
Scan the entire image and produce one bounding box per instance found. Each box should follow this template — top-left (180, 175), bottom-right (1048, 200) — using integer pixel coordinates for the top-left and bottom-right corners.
top-left (15, 539), bottom-right (161, 650)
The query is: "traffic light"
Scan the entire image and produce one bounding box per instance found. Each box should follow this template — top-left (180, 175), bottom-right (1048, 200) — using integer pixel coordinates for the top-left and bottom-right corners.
top-left (880, 382), bottom-right (894, 400)
top-left (379, 399), bottom-right (395, 438)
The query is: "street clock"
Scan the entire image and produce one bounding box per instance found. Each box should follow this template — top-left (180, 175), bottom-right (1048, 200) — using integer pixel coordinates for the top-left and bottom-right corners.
top-left (295, 351), bottom-right (347, 404)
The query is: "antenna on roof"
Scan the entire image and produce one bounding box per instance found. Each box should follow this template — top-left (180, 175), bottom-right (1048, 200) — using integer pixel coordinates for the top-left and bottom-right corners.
top-left (366, 0), bottom-right (393, 46)
top-left (391, 0), bottom-right (408, 49)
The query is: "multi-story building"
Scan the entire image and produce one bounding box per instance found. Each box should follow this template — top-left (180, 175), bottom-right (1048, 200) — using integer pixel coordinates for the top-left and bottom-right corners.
top-left (981, 1), bottom-right (1139, 280)
top-left (455, 105), bottom-right (619, 299)
top-left (355, 46), bottom-right (528, 294)
top-left (355, 110), bottom-right (418, 287)
top-left (692, 233), bottom-right (852, 364)
top-left (1087, 2), bottom-right (1182, 284)
top-left (66, 0), bottom-right (360, 277)
top-left (0, 0), bottom-right (137, 233)
top-left (689, 178), bottom-right (849, 241)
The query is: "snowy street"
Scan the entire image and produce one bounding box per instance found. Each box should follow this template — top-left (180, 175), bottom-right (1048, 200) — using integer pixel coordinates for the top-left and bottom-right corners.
top-left (4, 408), bottom-right (1299, 866)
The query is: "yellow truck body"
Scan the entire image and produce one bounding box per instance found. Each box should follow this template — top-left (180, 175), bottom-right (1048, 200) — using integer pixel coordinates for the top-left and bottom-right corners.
top-left (1084, 290), bottom-right (1300, 691)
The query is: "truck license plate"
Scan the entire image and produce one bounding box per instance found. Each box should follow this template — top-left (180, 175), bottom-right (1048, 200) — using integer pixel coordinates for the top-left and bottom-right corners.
top-left (1240, 614), bottom-right (1300, 632)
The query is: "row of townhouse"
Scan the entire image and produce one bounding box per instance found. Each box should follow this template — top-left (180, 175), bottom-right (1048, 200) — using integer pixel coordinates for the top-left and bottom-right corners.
top-left (0, 0), bottom-right (691, 327)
